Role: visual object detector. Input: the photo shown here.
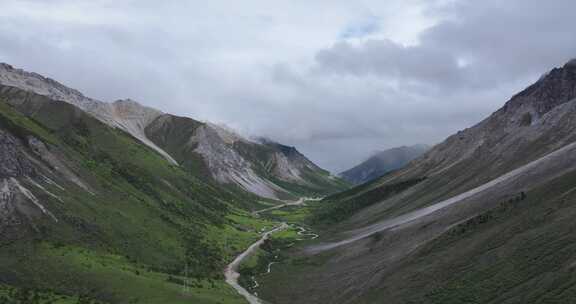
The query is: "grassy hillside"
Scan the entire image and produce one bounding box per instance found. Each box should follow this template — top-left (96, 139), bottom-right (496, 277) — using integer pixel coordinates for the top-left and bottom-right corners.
top-left (257, 168), bottom-right (576, 304)
top-left (0, 89), bottom-right (277, 303)
top-left (355, 169), bottom-right (576, 304)
top-left (311, 177), bottom-right (426, 225)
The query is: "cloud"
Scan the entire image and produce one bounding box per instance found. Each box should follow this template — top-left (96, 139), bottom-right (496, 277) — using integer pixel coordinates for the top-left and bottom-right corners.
top-left (0, 0), bottom-right (575, 172)
top-left (316, 0), bottom-right (576, 93)
top-left (338, 15), bottom-right (381, 40)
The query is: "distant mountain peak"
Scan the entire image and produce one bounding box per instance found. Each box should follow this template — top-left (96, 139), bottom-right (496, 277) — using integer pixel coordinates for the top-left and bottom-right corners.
top-left (340, 144), bottom-right (430, 185)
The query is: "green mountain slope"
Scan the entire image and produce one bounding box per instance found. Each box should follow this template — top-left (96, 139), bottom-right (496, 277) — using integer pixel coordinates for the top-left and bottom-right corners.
top-left (0, 86), bottom-right (275, 304)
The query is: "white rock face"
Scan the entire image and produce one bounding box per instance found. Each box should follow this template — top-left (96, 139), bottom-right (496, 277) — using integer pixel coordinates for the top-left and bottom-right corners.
top-left (109, 99), bottom-right (177, 164)
top-left (0, 177), bottom-right (58, 230)
top-left (270, 152), bottom-right (303, 182)
top-left (0, 63), bottom-right (177, 165)
top-left (191, 125), bottom-right (285, 199)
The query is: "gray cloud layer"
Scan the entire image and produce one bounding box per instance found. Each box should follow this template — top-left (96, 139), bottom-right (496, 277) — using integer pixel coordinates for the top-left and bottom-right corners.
top-left (0, 0), bottom-right (575, 171)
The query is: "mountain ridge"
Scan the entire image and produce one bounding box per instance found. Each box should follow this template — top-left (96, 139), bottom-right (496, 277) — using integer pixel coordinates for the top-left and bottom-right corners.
top-left (0, 63), bottom-right (348, 199)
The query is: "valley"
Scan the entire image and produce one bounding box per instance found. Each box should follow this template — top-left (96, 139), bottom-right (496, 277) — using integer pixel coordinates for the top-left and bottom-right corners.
top-left (224, 199), bottom-right (323, 304)
top-left (252, 59), bottom-right (576, 304)
top-left (3, 1), bottom-right (576, 303)
top-left (0, 63), bottom-right (347, 304)
top-left (1, 49), bottom-right (576, 304)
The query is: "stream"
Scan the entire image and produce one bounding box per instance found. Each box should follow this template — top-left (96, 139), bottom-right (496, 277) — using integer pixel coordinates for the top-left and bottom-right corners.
top-left (224, 198), bottom-right (320, 304)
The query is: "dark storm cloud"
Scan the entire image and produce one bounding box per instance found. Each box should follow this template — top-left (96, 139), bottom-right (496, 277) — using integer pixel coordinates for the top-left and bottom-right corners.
top-left (0, 0), bottom-right (575, 172)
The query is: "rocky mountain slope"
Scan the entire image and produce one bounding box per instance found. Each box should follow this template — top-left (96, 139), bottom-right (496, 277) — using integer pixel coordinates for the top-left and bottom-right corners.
top-left (0, 63), bottom-right (347, 200)
top-left (258, 59), bottom-right (576, 304)
top-left (339, 144), bottom-right (429, 185)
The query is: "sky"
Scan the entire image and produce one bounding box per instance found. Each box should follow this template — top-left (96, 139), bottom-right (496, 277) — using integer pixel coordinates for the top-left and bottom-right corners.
top-left (1, 0), bottom-right (575, 172)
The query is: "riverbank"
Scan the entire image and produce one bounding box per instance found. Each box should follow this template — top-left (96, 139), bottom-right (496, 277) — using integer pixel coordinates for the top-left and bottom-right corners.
top-left (224, 223), bottom-right (288, 304)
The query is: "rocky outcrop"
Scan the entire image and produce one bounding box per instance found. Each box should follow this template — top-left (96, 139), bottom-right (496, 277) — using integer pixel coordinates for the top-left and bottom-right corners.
top-left (0, 131), bottom-right (59, 238)
top-left (191, 125), bottom-right (286, 199)
top-left (0, 130), bottom-right (35, 178)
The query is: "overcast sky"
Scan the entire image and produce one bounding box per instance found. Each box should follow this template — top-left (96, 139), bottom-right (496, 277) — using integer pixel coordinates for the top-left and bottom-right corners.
top-left (1, 0), bottom-right (575, 172)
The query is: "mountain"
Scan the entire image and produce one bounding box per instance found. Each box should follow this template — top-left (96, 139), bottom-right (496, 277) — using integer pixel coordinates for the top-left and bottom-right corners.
top-left (0, 80), bottom-right (273, 303)
top-left (0, 62), bottom-right (348, 303)
top-left (0, 63), bottom-right (348, 200)
top-left (339, 144), bottom-right (429, 185)
top-left (258, 59), bottom-right (576, 304)
top-left (144, 118), bottom-right (348, 200)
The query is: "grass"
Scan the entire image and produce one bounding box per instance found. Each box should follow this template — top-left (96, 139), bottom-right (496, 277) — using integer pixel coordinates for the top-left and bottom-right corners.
top-left (0, 284), bottom-right (86, 304)
top-left (234, 227), bottom-right (306, 293)
top-left (270, 226), bottom-right (300, 241)
top-left (0, 94), bottom-right (275, 303)
top-left (266, 207), bottom-right (312, 223)
top-left (0, 101), bottom-right (58, 144)
top-left (0, 89), bottom-right (337, 304)
top-left (235, 221), bottom-right (315, 296)
top-left (311, 177), bottom-right (426, 225)
top-left (353, 169), bottom-right (576, 304)
top-left (205, 210), bottom-right (277, 261)
top-left (1, 243), bottom-right (245, 304)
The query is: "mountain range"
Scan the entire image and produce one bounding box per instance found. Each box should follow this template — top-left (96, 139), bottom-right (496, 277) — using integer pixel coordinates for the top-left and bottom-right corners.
top-left (0, 63), bottom-right (347, 201)
top-left (257, 59), bottom-right (576, 303)
top-left (0, 62), bottom-right (348, 303)
top-left (339, 144), bottom-right (429, 185)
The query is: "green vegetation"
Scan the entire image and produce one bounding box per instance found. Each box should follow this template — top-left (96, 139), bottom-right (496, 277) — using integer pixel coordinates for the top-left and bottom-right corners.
top-left (352, 170), bottom-right (576, 304)
top-left (311, 177), bottom-right (426, 224)
top-left (0, 284), bottom-right (97, 304)
top-left (0, 93), bottom-right (282, 303)
top-left (265, 205), bottom-right (313, 223)
top-left (0, 87), bottom-right (343, 304)
top-left (236, 225), bottom-right (302, 294)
